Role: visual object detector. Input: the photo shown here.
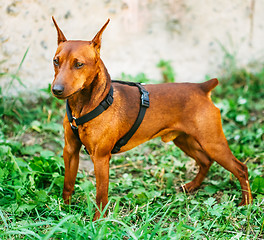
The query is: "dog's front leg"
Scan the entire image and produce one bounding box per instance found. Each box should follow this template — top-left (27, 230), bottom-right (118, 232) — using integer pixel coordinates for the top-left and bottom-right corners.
top-left (62, 122), bottom-right (82, 204)
top-left (91, 153), bottom-right (111, 220)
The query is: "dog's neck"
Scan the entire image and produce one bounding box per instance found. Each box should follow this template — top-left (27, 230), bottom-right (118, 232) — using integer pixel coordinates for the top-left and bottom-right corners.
top-left (67, 59), bottom-right (111, 119)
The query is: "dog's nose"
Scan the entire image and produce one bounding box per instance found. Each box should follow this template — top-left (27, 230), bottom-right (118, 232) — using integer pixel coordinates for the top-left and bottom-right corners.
top-left (52, 84), bottom-right (64, 95)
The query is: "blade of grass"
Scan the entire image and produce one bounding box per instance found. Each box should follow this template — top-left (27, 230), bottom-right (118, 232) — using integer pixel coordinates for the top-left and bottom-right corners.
top-left (104, 219), bottom-right (138, 240)
top-left (3, 229), bottom-right (42, 239)
top-left (6, 47), bottom-right (29, 92)
top-left (0, 209), bottom-right (8, 229)
top-left (43, 215), bottom-right (75, 240)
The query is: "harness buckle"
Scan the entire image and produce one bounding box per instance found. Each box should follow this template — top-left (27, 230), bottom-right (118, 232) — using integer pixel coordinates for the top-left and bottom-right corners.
top-left (141, 90), bottom-right (150, 108)
top-left (101, 93), bottom-right (113, 110)
top-left (105, 94), bottom-right (113, 107)
top-left (70, 117), bottom-right (78, 129)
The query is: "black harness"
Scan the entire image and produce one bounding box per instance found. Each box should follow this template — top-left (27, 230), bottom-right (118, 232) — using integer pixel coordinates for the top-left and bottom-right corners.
top-left (66, 80), bottom-right (150, 154)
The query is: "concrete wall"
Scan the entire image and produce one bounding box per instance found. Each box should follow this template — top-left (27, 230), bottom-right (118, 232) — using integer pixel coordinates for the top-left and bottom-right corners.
top-left (0, 0), bottom-right (263, 90)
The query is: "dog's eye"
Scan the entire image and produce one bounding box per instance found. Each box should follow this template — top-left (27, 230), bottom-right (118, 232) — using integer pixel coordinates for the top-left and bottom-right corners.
top-left (53, 58), bottom-right (59, 67)
top-left (75, 62), bottom-right (84, 69)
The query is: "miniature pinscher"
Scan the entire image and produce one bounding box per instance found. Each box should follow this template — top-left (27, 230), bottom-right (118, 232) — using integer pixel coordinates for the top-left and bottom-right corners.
top-left (51, 17), bottom-right (252, 220)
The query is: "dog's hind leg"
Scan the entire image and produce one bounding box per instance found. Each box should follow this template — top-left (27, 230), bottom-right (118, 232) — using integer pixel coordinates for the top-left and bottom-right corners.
top-left (191, 106), bottom-right (253, 205)
top-left (173, 134), bottom-right (214, 192)
top-left (198, 137), bottom-right (252, 205)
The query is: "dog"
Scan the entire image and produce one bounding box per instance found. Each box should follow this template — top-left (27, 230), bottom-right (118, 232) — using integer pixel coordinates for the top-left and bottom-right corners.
top-left (51, 17), bottom-right (252, 220)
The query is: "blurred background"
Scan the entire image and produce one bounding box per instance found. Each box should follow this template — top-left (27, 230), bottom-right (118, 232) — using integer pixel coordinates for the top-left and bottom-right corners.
top-left (0, 0), bottom-right (262, 90)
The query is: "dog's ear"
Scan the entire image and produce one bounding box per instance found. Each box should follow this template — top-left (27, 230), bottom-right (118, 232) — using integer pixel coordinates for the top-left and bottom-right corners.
top-left (92, 19), bottom-right (110, 54)
top-left (52, 16), bottom-right (67, 45)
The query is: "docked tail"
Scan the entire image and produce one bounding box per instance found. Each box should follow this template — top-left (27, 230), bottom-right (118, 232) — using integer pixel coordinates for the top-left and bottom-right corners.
top-left (200, 78), bottom-right (219, 93)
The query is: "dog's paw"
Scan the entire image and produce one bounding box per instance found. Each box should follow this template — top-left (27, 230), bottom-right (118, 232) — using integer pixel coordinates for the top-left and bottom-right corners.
top-left (180, 182), bottom-right (199, 193)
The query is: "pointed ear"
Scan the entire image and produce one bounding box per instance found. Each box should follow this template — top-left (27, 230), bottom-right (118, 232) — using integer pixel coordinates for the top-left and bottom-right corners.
top-left (92, 19), bottom-right (110, 53)
top-left (52, 16), bottom-right (67, 45)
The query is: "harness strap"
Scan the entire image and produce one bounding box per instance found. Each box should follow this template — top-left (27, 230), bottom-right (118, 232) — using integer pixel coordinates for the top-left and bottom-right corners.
top-left (66, 81), bottom-right (149, 154)
top-left (66, 86), bottom-right (114, 126)
top-left (111, 81), bottom-right (149, 153)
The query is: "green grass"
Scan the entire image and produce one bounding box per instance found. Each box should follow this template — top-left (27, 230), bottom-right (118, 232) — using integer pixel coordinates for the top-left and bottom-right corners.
top-left (0, 61), bottom-right (263, 239)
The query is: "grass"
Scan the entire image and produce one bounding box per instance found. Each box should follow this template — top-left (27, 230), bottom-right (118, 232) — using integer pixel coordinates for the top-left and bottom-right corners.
top-left (0, 59), bottom-right (263, 239)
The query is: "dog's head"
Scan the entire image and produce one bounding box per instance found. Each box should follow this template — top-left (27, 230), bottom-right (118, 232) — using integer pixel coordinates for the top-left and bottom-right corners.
top-left (51, 17), bottom-right (110, 99)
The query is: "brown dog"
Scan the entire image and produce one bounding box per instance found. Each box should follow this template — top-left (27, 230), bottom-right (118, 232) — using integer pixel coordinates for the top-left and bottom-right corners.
top-left (51, 17), bottom-right (252, 220)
